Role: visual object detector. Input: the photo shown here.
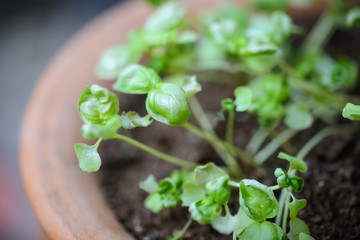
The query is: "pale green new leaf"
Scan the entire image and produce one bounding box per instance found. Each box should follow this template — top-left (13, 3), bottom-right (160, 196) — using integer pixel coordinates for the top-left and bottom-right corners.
top-left (95, 45), bottom-right (139, 80)
top-left (212, 208), bottom-right (254, 235)
top-left (181, 183), bottom-right (206, 207)
top-left (81, 115), bottom-right (121, 140)
top-left (74, 142), bottom-right (101, 173)
top-left (113, 64), bottom-right (161, 94)
top-left (234, 86), bottom-right (252, 112)
top-left (237, 221), bottom-right (284, 240)
top-left (120, 111), bottom-right (153, 130)
top-left (194, 163), bottom-right (229, 186)
top-left (269, 11), bottom-right (292, 45)
top-left (288, 198), bottom-right (307, 219)
top-left (346, 7), bottom-right (360, 27)
top-left (139, 175), bottom-right (158, 194)
top-left (342, 103), bottom-right (360, 121)
top-left (239, 179), bottom-right (279, 222)
top-left (145, 2), bottom-right (186, 33)
top-left (285, 102), bottom-right (313, 130)
top-left (278, 152), bottom-right (308, 173)
top-left (287, 218), bottom-right (310, 240)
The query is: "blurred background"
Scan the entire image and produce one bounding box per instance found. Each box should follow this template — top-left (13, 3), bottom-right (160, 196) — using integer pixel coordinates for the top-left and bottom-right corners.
top-left (0, 0), bottom-right (125, 239)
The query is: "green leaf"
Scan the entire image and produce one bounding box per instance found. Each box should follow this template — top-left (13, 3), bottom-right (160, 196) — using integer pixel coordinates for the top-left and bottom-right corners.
top-left (239, 179), bottom-right (279, 222)
top-left (157, 178), bottom-right (181, 208)
top-left (299, 232), bottom-right (315, 240)
top-left (287, 218), bottom-right (310, 240)
top-left (146, 82), bottom-right (191, 126)
top-left (145, 193), bottom-right (162, 213)
top-left (274, 168), bottom-right (288, 188)
top-left (342, 102), bottom-right (360, 121)
top-left (278, 152), bottom-right (308, 173)
top-left (261, 74), bottom-right (288, 102)
top-left (145, 1), bottom-right (186, 33)
top-left (181, 183), bottom-right (206, 207)
top-left (189, 197), bottom-right (222, 224)
top-left (234, 86), bottom-right (252, 112)
top-left (78, 85), bottom-right (119, 125)
top-left (166, 75), bottom-right (201, 96)
top-left (194, 163), bottom-right (229, 186)
top-left (95, 45), bottom-right (139, 80)
top-left (285, 102), bottom-right (313, 130)
top-left (177, 31), bottom-right (199, 44)
top-left (346, 7), bottom-right (360, 27)
top-left (81, 115), bottom-right (121, 140)
top-left (269, 11), bottom-right (292, 45)
top-left (237, 221), bottom-right (284, 240)
top-left (288, 198), bottom-right (307, 219)
top-left (120, 111), bottom-right (153, 130)
top-left (146, 0), bottom-right (168, 7)
top-left (205, 176), bottom-right (231, 204)
top-left (212, 208), bottom-right (255, 235)
top-left (113, 64), bottom-right (161, 94)
top-left (251, 0), bottom-right (288, 10)
top-left (331, 58), bottom-right (358, 91)
top-left (221, 98), bottom-right (235, 111)
top-left (74, 141), bottom-right (101, 173)
top-left (139, 175), bottom-right (158, 194)
top-left (288, 176), bottom-right (304, 193)
top-left (239, 36), bottom-right (278, 56)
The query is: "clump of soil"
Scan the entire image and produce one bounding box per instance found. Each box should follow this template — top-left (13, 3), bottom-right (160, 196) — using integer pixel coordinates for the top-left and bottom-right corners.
top-left (99, 16), bottom-right (360, 240)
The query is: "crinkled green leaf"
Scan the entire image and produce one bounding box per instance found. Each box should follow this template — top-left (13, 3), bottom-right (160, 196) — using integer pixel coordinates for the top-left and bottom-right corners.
top-left (237, 221), bottom-right (284, 240)
top-left (278, 152), bottom-right (308, 173)
top-left (74, 142), bottom-right (101, 173)
top-left (288, 176), bottom-right (304, 193)
top-left (194, 163), bottom-right (229, 186)
top-left (239, 179), bottom-right (279, 222)
top-left (145, 1), bottom-right (185, 33)
top-left (181, 183), bottom-right (206, 207)
top-left (288, 198), bottom-right (307, 219)
top-left (113, 64), bottom-right (161, 94)
top-left (343, 102), bottom-right (360, 121)
top-left (120, 111), bottom-right (153, 130)
top-left (269, 11), bottom-right (292, 45)
top-left (139, 175), bottom-right (158, 194)
top-left (205, 176), bottom-right (231, 204)
top-left (78, 85), bottom-right (119, 125)
top-left (285, 102), bottom-right (313, 130)
top-left (95, 45), bottom-right (139, 80)
top-left (234, 86), bottom-right (252, 112)
top-left (157, 178), bottom-right (181, 208)
top-left (274, 168), bottom-right (288, 188)
top-left (146, 82), bottom-right (191, 126)
top-left (287, 218), bottom-right (310, 240)
top-left (80, 115), bottom-right (121, 140)
top-left (189, 197), bottom-right (222, 224)
top-left (346, 7), bottom-right (360, 27)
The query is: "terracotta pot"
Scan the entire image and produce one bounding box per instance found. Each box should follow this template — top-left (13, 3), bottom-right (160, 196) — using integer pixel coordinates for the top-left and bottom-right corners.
top-left (20, 0), bottom-right (324, 239)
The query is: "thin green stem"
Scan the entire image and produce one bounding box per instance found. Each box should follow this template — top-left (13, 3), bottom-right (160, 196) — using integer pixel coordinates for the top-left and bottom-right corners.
top-left (183, 123), bottom-right (254, 166)
top-left (282, 193), bottom-right (290, 232)
top-left (228, 180), bottom-right (240, 188)
top-left (270, 185), bottom-right (280, 191)
top-left (279, 60), bottom-right (360, 109)
top-left (245, 126), bottom-right (269, 154)
top-left (188, 96), bottom-right (244, 177)
top-left (114, 134), bottom-right (197, 169)
top-left (94, 138), bottom-right (102, 149)
top-left (172, 218), bottom-right (193, 240)
top-left (275, 189), bottom-right (287, 226)
top-left (267, 127), bottom-right (297, 155)
top-left (254, 128), bottom-right (297, 165)
top-left (226, 110), bottom-right (235, 145)
top-left (301, 10), bottom-right (336, 56)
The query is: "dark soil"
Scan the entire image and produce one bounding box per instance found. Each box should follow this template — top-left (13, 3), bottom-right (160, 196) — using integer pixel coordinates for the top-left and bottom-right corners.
top-left (98, 15), bottom-right (360, 240)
